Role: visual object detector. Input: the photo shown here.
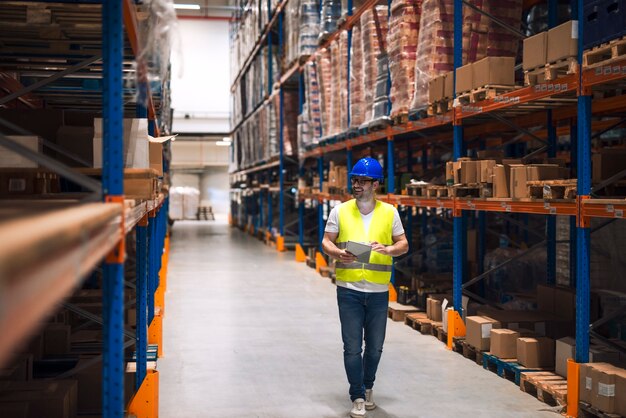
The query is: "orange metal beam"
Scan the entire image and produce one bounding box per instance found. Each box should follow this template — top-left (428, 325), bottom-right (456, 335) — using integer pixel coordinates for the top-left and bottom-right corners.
top-left (582, 199), bottom-right (626, 219)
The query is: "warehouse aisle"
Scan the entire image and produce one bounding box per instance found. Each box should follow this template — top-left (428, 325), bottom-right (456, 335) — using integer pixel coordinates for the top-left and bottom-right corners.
top-left (159, 222), bottom-right (559, 418)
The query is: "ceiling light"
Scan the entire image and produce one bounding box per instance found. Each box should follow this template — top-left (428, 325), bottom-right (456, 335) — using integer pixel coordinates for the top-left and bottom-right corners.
top-left (216, 141), bottom-right (231, 146)
top-left (222, 136), bottom-right (232, 142)
top-left (174, 3), bottom-right (201, 10)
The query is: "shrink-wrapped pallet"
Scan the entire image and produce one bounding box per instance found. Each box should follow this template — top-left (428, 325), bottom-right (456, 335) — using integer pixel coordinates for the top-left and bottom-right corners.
top-left (361, 6), bottom-right (389, 124)
top-left (320, 0), bottom-right (341, 37)
top-left (329, 32), bottom-right (349, 135)
top-left (350, 23), bottom-right (364, 128)
top-left (315, 48), bottom-right (332, 136)
top-left (300, 0), bottom-right (320, 56)
top-left (387, 0), bottom-right (422, 118)
top-left (304, 61), bottom-right (323, 140)
top-left (410, 0), bottom-right (522, 108)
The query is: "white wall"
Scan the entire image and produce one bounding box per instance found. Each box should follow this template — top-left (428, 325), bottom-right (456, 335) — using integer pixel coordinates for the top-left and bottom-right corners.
top-left (171, 19), bottom-right (231, 133)
top-left (200, 167), bottom-right (229, 217)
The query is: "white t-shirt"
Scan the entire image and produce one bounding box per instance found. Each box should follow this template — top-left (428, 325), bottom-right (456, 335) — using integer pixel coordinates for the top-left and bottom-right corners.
top-left (325, 201), bottom-right (405, 293)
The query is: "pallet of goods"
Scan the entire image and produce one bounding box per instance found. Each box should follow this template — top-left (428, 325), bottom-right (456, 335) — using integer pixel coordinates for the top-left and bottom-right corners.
top-left (360, 6), bottom-right (389, 126)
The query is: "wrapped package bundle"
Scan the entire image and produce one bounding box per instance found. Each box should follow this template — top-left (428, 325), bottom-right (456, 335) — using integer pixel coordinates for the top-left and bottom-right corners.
top-left (320, 0), bottom-right (342, 37)
top-left (472, 0), bottom-right (523, 58)
top-left (329, 31), bottom-right (349, 135)
top-left (360, 6), bottom-right (389, 124)
top-left (300, 0), bottom-right (320, 56)
top-left (350, 23), bottom-right (365, 128)
top-left (387, 0), bottom-right (422, 118)
top-left (305, 61), bottom-right (323, 140)
top-left (315, 48), bottom-right (333, 136)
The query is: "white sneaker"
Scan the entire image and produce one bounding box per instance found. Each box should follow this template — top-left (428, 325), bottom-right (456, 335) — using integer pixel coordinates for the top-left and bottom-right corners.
top-left (365, 389), bottom-right (376, 410)
top-left (350, 398), bottom-right (366, 417)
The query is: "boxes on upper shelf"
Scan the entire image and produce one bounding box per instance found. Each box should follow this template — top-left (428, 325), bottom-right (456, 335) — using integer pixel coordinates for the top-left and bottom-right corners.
top-left (523, 31), bottom-right (548, 70)
top-left (547, 20), bottom-right (578, 63)
top-left (472, 57), bottom-right (515, 90)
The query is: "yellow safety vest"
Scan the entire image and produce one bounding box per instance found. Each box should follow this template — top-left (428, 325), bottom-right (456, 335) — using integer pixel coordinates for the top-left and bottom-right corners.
top-left (335, 199), bottom-right (395, 285)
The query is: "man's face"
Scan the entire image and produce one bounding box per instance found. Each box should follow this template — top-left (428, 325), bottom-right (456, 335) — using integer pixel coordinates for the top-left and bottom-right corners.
top-left (351, 176), bottom-right (378, 201)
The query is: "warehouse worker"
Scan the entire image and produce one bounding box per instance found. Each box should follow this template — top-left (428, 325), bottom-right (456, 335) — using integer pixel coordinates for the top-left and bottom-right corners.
top-left (322, 157), bottom-right (408, 418)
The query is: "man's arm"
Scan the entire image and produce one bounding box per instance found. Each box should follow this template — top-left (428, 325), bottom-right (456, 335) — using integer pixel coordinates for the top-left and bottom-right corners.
top-left (370, 234), bottom-right (409, 257)
top-left (322, 231), bottom-right (357, 264)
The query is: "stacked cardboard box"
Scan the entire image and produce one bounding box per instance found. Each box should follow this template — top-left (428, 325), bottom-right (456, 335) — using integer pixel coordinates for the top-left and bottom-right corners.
top-left (580, 363), bottom-right (626, 416)
top-left (328, 162), bottom-right (348, 191)
top-left (466, 315), bottom-right (501, 351)
top-left (454, 56), bottom-right (515, 94)
top-left (555, 337), bottom-right (621, 378)
top-left (446, 158), bottom-right (497, 185)
top-left (360, 6), bottom-right (389, 124)
top-left (350, 23), bottom-right (365, 128)
top-left (464, 0), bottom-right (523, 60)
top-left (387, 0), bottom-right (422, 118)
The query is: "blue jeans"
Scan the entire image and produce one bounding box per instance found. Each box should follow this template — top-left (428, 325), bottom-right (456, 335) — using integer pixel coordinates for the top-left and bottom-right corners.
top-left (336, 286), bottom-right (389, 401)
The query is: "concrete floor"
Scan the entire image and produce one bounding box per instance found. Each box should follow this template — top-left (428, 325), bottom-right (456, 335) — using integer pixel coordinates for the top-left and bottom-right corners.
top-left (159, 221), bottom-right (561, 418)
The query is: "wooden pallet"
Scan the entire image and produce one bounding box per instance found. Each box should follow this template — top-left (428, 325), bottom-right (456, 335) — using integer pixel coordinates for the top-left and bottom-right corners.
top-left (391, 112), bottom-right (409, 126)
top-left (456, 85), bottom-right (518, 105)
top-left (461, 341), bottom-right (484, 365)
top-left (578, 401), bottom-right (623, 418)
top-left (368, 117), bottom-right (392, 132)
top-left (527, 179), bottom-right (577, 199)
top-left (482, 353), bottom-right (544, 385)
top-left (428, 99), bottom-right (452, 116)
top-left (405, 184), bottom-right (430, 197)
top-left (425, 185), bottom-right (449, 198)
top-left (404, 312), bottom-right (428, 329)
top-left (448, 184), bottom-right (481, 198)
top-left (319, 266), bottom-right (333, 278)
top-left (387, 302), bottom-right (420, 322)
top-left (524, 57), bottom-right (578, 85)
top-left (434, 324), bottom-right (447, 342)
top-left (409, 106), bottom-right (429, 120)
top-left (583, 36), bottom-right (626, 69)
top-left (452, 336), bottom-right (465, 354)
top-left (520, 371), bottom-right (568, 407)
top-left (412, 315), bottom-right (435, 334)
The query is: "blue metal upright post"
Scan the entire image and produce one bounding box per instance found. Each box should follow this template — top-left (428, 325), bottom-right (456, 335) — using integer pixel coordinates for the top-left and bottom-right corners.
top-left (135, 219), bottom-right (148, 391)
top-left (298, 166), bottom-right (304, 246)
top-left (102, 0), bottom-right (124, 416)
top-left (148, 213), bottom-right (156, 325)
top-left (570, 121), bottom-right (578, 288)
top-left (279, 86), bottom-right (285, 236)
top-left (575, 0), bottom-right (590, 363)
top-left (347, 149), bottom-right (353, 193)
top-left (318, 157), bottom-right (324, 250)
top-left (546, 0), bottom-right (558, 286)
top-left (347, 28), bottom-right (352, 128)
top-left (387, 139), bottom-right (394, 194)
top-left (452, 0), bottom-right (466, 314)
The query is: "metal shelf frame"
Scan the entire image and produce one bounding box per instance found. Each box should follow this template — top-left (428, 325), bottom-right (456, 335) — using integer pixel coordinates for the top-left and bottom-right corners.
top-left (0, 2), bottom-right (170, 417)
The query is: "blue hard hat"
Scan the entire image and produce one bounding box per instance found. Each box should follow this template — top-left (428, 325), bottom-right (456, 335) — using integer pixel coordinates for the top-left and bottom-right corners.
top-left (349, 157), bottom-right (384, 180)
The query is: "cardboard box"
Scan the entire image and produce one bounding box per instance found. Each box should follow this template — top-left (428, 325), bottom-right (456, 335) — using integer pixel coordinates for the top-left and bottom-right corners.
top-left (591, 364), bottom-right (620, 414)
top-left (547, 20), bottom-right (578, 63)
top-left (0, 136), bottom-right (42, 168)
top-left (480, 160), bottom-right (496, 183)
top-left (493, 165), bottom-right (508, 197)
top-left (446, 161), bottom-right (454, 184)
top-left (44, 324), bottom-right (70, 357)
top-left (460, 160), bottom-right (480, 184)
top-left (490, 329), bottom-right (519, 359)
top-left (0, 380), bottom-right (78, 418)
top-left (93, 118), bottom-right (149, 169)
top-left (455, 63), bottom-right (473, 94)
top-left (523, 31), bottom-right (548, 70)
top-left (555, 337), bottom-right (575, 377)
top-left (444, 72), bottom-right (454, 99)
top-left (580, 363), bottom-right (594, 403)
top-left (472, 57), bottom-right (515, 89)
top-left (431, 299), bottom-right (442, 322)
top-left (466, 316), bottom-right (501, 351)
top-left (517, 337), bottom-right (555, 368)
top-left (592, 149), bottom-right (626, 184)
top-left (428, 74), bottom-right (445, 104)
top-left (510, 165), bottom-right (529, 198)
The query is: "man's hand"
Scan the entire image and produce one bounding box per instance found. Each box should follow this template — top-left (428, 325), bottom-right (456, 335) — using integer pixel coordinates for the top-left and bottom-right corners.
top-left (370, 241), bottom-right (388, 256)
top-left (337, 249), bottom-right (357, 263)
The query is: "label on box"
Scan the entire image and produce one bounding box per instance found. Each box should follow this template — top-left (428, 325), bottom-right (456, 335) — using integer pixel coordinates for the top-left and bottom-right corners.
top-left (481, 323), bottom-right (492, 338)
top-left (598, 383), bottom-right (615, 397)
top-left (586, 377), bottom-right (592, 390)
top-left (9, 178), bottom-right (26, 192)
top-left (571, 20), bottom-right (578, 39)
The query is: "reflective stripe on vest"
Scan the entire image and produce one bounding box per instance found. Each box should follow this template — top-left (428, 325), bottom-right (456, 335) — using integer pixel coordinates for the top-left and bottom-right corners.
top-left (335, 199), bottom-right (394, 285)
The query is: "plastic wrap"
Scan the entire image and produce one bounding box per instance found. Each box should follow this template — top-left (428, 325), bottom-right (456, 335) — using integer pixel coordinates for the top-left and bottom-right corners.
top-left (410, 0), bottom-right (523, 109)
top-left (350, 23), bottom-right (365, 128)
top-left (360, 6), bottom-right (389, 124)
top-left (300, 0), bottom-right (321, 56)
top-left (329, 32), bottom-right (349, 135)
top-left (320, 0), bottom-right (342, 37)
top-left (315, 48), bottom-right (333, 136)
top-left (169, 187), bottom-right (184, 220)
top-left (387, 0), bottom-right (422, 117)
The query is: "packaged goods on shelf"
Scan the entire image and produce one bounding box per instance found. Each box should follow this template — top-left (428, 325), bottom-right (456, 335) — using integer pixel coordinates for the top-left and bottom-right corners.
top-left (320, 0), bottom-right (342, 38)
top-left (579, 363), bottom-right (626, 416)
top-left (302, 61), bottom-right (323, 143)
top-left (329, 32), bottom-right (349, 135)
top-left (341, 0), bottom-right (365, 17)
top-left (275, 90), bottom-right (299, 155)
top-left (350, 23), bottom-right (365, 128)
top-left (411, 0), bottom-right (523, 109)
top-left (169, 187), bottom-right (200, 220)
top-left (387, 0), bottom-right (422, 118)
top-left (284, 0), bottom-right (320, 70)
top-left (0, 136), bottom-right (42, 168)
top-left (93, 118), bottom-right (149, 169)
top-left (360, 6), bottom-right (389, 124)
top-left (315, 48), bottom-right (333, 137)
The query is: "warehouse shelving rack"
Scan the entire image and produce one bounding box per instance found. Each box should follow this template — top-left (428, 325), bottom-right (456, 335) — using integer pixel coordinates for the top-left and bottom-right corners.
top-left (0, 1), bottom-right (170, 417)
top-left (231, 0), bottom-right (626, 414)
